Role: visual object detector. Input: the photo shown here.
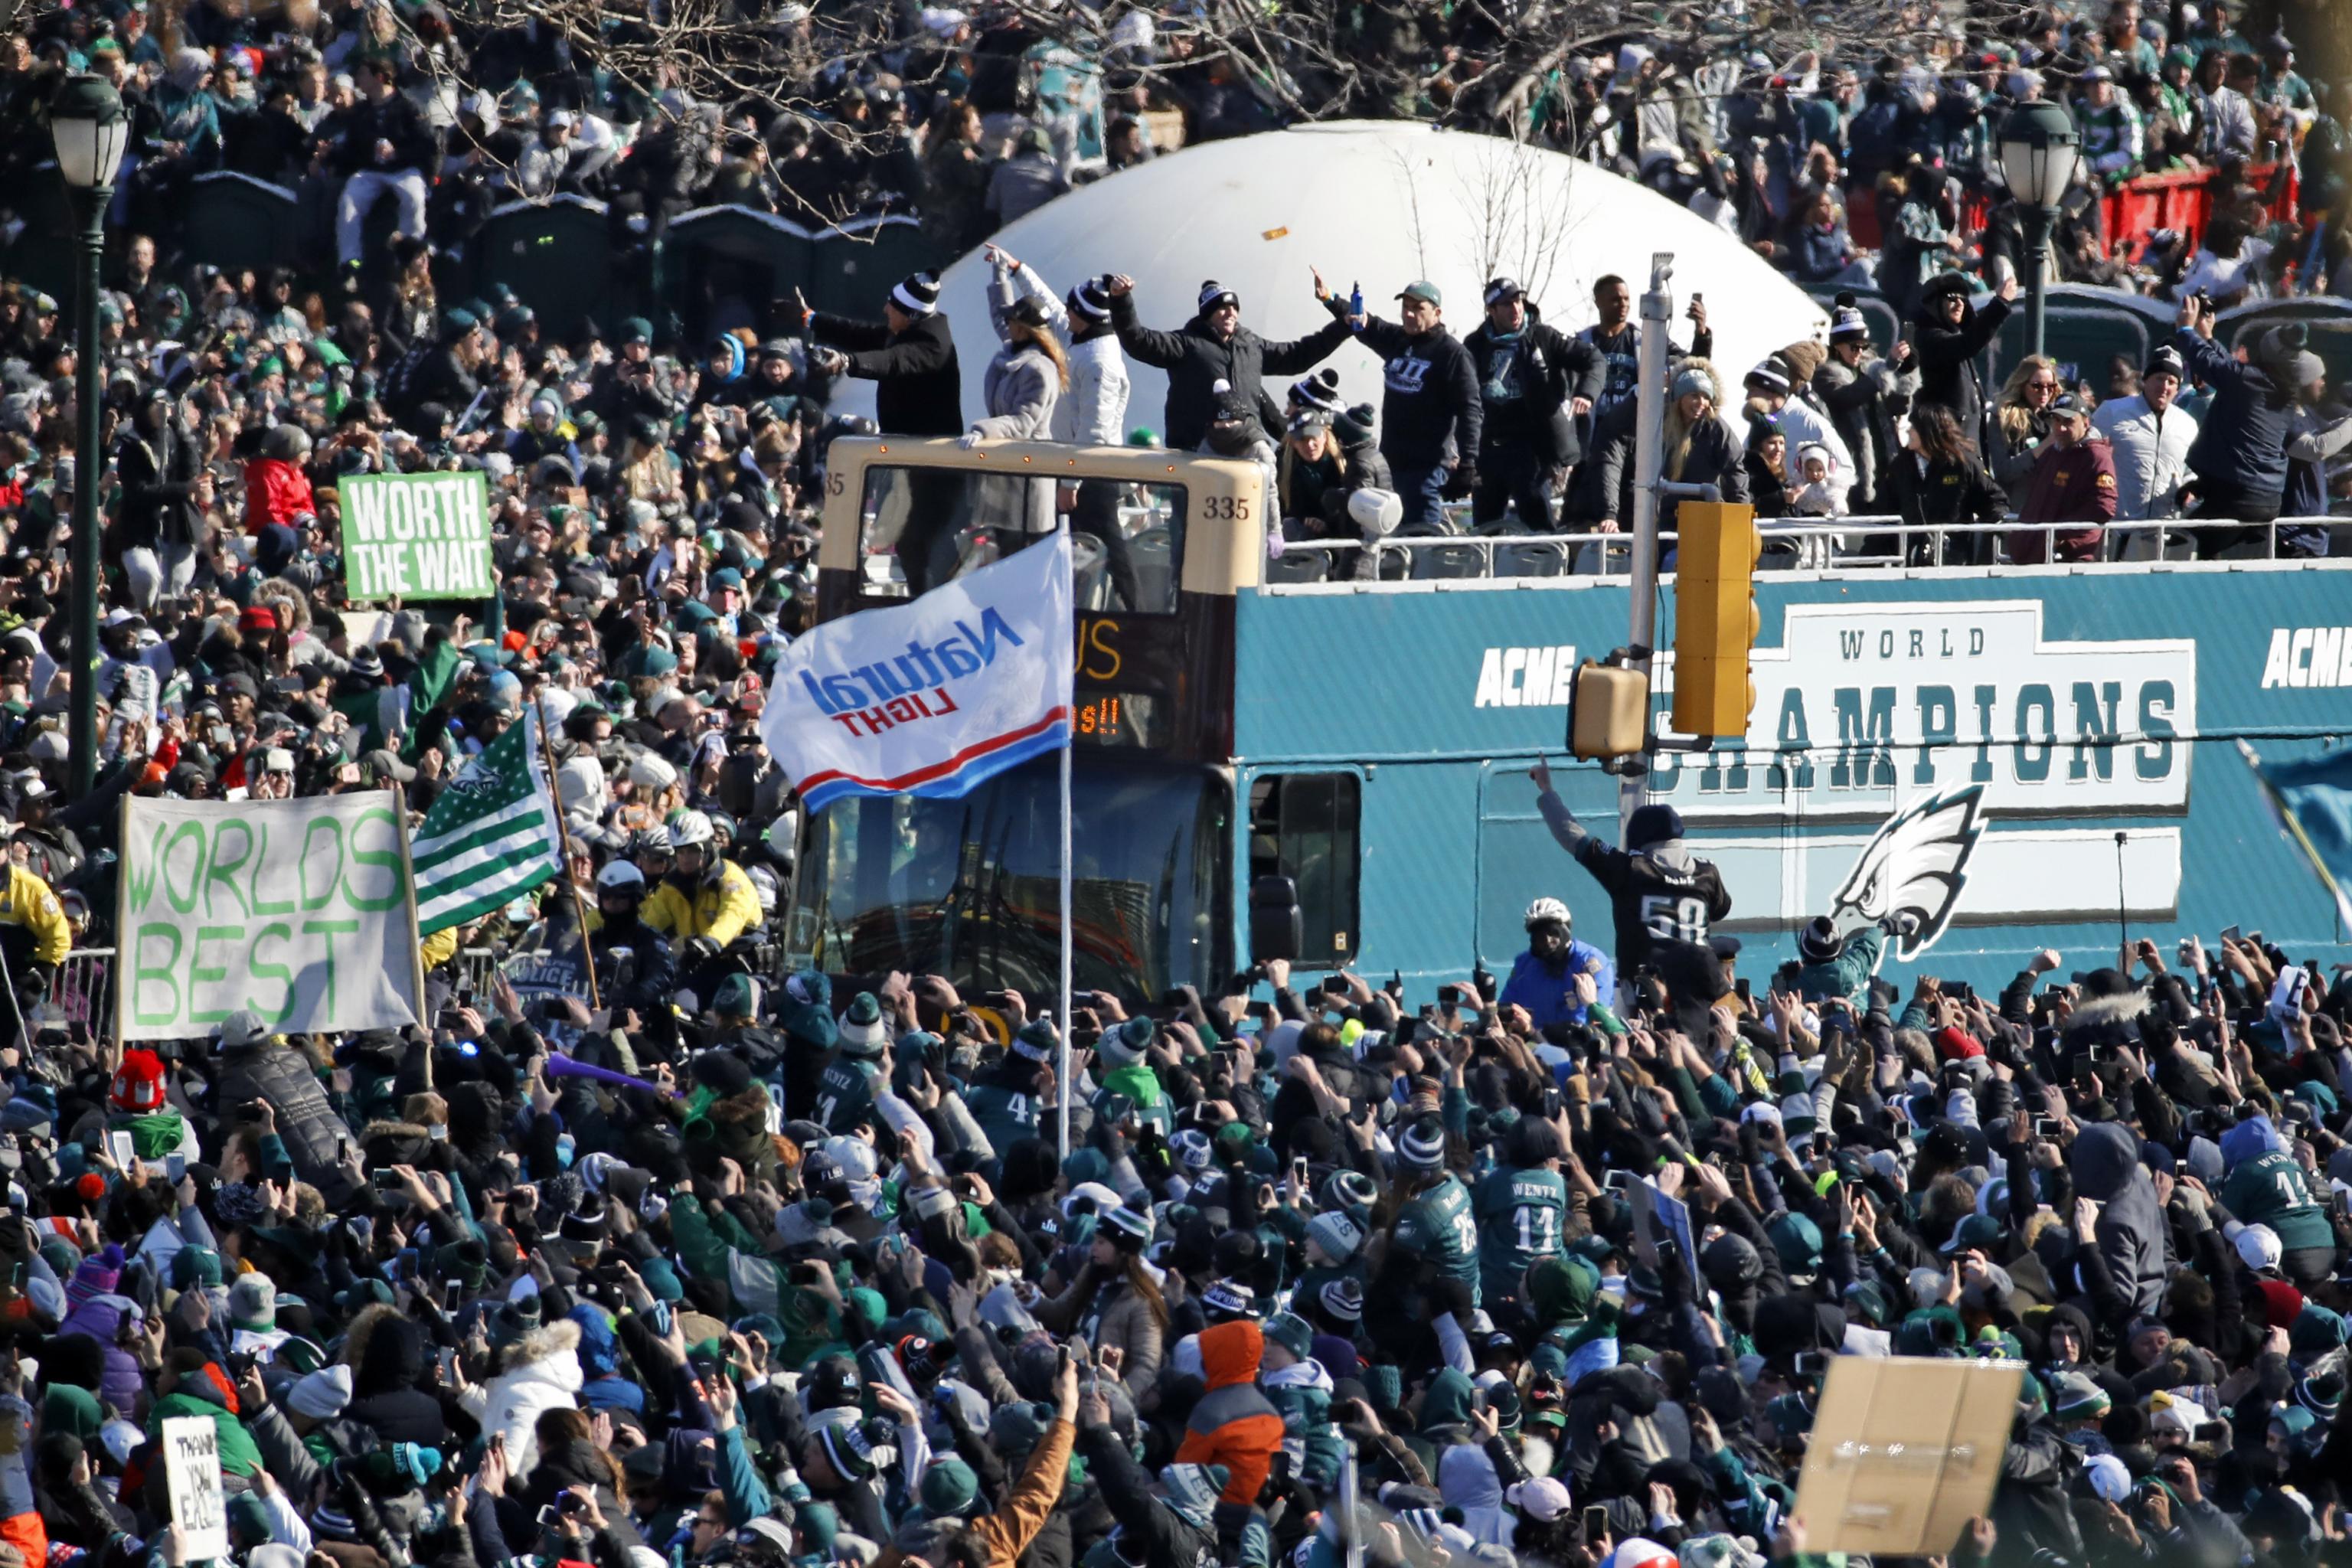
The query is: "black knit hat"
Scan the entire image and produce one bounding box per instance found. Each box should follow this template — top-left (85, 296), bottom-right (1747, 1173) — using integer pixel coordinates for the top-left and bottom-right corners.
top-left (1798, 916), bottom-right (1844, 963)
top-left (892, 272), bottom-right (941, 315)
top-left (1067, 276), bottom-right (1112, 322)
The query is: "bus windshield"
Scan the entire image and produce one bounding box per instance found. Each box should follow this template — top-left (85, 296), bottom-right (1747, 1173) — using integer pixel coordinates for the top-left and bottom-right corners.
top-left (856, 465), bottom-right (1189, 612)
top-left (789, 756), bottom-right (1231, 1001)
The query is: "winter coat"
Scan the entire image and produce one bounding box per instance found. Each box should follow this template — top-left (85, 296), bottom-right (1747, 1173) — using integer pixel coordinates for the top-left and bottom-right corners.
top-left (1075, 1420), bottom-right (1218, 1568)
top-left (216, 1040), bottom-right (354, 1204)
top-left (58, 1294), bottom-right (147, 1414)
top-left (333, 89), bottom-right (441, 177)
top-left (1261, 1357), bottom-right (1346, 1489)
top-left (2285, 407), bottom-right (2352, 531)
top-left (1886, 450), bottom-right (2007, 532)
top-left (2070, 1120), bottom-right (2171, 1318)
top-left (2009, 436), bottom-right (2116, 564)
top-left (980, 263), bottom-right (1130, 447)
top-left (975, 263), bottom-right (1066, 442)
top-left (1596, 359), bottom-right (1751, 538)
top-left (458, 1318), bottom-right (585, 1479)
top-left (809, 309), bottom-right (962, 436)
top-left (1499, 938), bottom-right (1616, 1030)
top-left (2091, 394), bottom-right (2199, 521)
top-left (112, 416), bottom-right (205, 550)
top-left (523, 1436), bottom-right (646, 1553)
top-left (1914, 292), bottom-right (2013, 446)
top-left (1173, 1321), bottom-right (1285, 1505)
top-left (2177, 328), bottom-right (2293, 502)
top-left (1814, 351), bottom-right (1918, 510)
top-left (341, 1304), bottom-right (446, 1446)
top-left (1460, 316), bottom-right (1601, 466)
top-left (1060, 332), bottom-right (1131, 447)
top-left (1109, 295), bottom-right (1352, 452)
top-left (1034, 1263), bottom-right (1165, 1394)
top-left (1347, 312), bottom-right (1482, 471)
top-left (242, 456), bottom-right (315, 532)
top-left (1795, 923), bottom-right (1884, 1009)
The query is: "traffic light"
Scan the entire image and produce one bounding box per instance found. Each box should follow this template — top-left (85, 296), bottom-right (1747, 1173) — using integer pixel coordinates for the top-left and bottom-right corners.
top-left (1671, 502), bottom-right (1761, 739)
top-left (1568, 659), bottom-right (1650, 762)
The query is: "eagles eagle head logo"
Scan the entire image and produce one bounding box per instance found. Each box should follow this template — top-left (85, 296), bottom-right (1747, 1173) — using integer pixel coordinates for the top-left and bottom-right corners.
top-left (1828, 786), bottom-right (1988, 961)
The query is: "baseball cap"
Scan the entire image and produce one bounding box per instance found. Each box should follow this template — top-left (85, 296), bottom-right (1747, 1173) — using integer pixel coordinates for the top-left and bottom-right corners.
top-left (1396, 281), bottom-right (1443, 306)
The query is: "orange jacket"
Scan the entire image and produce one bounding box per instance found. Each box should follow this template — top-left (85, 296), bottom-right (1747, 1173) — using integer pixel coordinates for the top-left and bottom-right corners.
top-left (1174, 1321), bottom-right (1285, 1506)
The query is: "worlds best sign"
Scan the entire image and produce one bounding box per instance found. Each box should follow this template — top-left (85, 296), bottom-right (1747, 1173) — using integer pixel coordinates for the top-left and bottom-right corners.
top-left (116, 795), bottom-right (424, 1040)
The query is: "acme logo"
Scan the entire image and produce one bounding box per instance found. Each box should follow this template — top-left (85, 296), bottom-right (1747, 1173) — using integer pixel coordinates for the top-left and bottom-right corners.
top-left (795, 606), bottom-right (1027, 737)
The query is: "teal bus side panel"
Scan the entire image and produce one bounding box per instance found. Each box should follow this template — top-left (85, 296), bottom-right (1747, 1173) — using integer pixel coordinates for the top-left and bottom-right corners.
top-left (1234, 568), bottom-right (2352, 991)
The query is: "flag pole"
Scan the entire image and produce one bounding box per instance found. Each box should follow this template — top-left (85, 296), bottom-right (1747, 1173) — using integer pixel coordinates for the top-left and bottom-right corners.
top-left (1057, 531), bottom-right (1076, 1161)
top-left (531, 695), bottom-right (603, 1011)
top-left (391, 781), bottom-right (433, 1091)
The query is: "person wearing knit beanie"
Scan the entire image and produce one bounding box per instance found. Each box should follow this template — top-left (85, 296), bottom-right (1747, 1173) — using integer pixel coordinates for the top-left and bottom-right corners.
top-left (286, 1364), bottom-right (354, 1423)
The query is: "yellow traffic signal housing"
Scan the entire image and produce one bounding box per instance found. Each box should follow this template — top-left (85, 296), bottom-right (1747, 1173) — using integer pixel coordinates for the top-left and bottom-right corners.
top-left (1671, 502), bottom-right (1761, 738)
top-left (1568, 661), bottom-right (1651, 761)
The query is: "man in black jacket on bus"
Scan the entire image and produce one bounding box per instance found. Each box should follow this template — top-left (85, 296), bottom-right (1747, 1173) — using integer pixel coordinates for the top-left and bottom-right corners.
top-left (803, 272), bottom-right (965, 593)
top-left (1105, 274), bottom-right (1352, 451)
top-left (1333, 279), bottom-right (1481, 558)
top-left (1462, 278), bottom-right (1602, 535)
top-left (803, 271), bottom-right (963, 438)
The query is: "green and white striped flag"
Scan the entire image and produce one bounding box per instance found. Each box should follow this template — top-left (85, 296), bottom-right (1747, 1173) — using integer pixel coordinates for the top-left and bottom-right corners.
top-left (410, 707), bottom-right (561, 936)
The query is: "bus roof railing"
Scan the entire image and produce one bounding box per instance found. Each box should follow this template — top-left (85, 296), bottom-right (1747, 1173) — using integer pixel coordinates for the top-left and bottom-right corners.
top-left (1262, 514), bottom-right (2350, 583)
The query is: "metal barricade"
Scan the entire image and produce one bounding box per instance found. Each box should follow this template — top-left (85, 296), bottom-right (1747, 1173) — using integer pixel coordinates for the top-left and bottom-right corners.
top-left (456, 946), bottom-right (503, 996)
top-left (46, 947), bottom-right (112, 1040)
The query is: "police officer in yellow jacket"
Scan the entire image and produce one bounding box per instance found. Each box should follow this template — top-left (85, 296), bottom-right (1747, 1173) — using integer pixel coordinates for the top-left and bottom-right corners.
top-left (642, 810), bottom-right (763, 997)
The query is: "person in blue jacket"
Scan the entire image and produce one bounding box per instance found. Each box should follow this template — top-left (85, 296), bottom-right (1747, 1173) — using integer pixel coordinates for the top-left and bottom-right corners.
top-left (1499, 897), bottom-right (1616, 1029)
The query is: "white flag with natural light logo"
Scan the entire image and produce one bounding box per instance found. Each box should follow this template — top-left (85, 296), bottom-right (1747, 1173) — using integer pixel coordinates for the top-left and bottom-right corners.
top-left (760, 534), bottom-right (1074, 813)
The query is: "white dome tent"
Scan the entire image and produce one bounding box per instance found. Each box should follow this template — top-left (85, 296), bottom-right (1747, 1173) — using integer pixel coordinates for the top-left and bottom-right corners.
top-left (903, 119), bottom-right (1828, 444)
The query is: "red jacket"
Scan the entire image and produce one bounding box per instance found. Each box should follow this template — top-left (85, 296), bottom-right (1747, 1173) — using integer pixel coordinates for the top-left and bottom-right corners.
top-left (1174, 1320), bottom-right (1285, 1505)
top-left (242, 456), bottom-right (315, 532)
top-left (2007, 435), bottom-right (2116, 564)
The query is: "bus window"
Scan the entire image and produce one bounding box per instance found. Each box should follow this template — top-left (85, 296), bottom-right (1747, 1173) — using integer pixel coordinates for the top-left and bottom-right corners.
top-left (858, 466), bottom-right (1189, 612)
top-left (1247, 773), bottom-right (1361, 965)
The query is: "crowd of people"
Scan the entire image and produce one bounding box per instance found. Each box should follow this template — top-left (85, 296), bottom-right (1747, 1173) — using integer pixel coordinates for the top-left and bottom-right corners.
top-left (2, 0), bottom-right (2349, 315)
top-left (0, 6), bottom-right (2342, 1564)
top-left (0, 635), bottom-right (2343, 1568)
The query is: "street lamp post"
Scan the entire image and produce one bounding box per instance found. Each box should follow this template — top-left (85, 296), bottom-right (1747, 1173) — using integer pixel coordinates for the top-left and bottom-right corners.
top-left (48, 74), bottom-right (129, 799)
top-left (1998, 99), bottom-right (2082, 361)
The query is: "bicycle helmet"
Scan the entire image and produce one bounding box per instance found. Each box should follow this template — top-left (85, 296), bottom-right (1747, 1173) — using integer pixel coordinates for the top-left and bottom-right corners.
top-left (1524, 897), bottom-right (1572, 931)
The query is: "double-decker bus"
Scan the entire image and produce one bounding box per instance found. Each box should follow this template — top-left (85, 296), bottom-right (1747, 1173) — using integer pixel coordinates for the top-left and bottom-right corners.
top-left (784, 435), bottom-right (2352, 1001)
top-left (788, 436), bottom-right (1266, 1000)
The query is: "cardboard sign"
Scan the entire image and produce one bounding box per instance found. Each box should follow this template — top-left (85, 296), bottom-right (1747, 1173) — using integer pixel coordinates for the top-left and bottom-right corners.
top-left (117, 794), bottom-right (424, 1040)
top-left (161, 1414), bottom-right (230, 1560)
top-left (340, 469), bottom-right (495, 601)
top-left (1792, 1355), bottom-right (2024, 1557)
